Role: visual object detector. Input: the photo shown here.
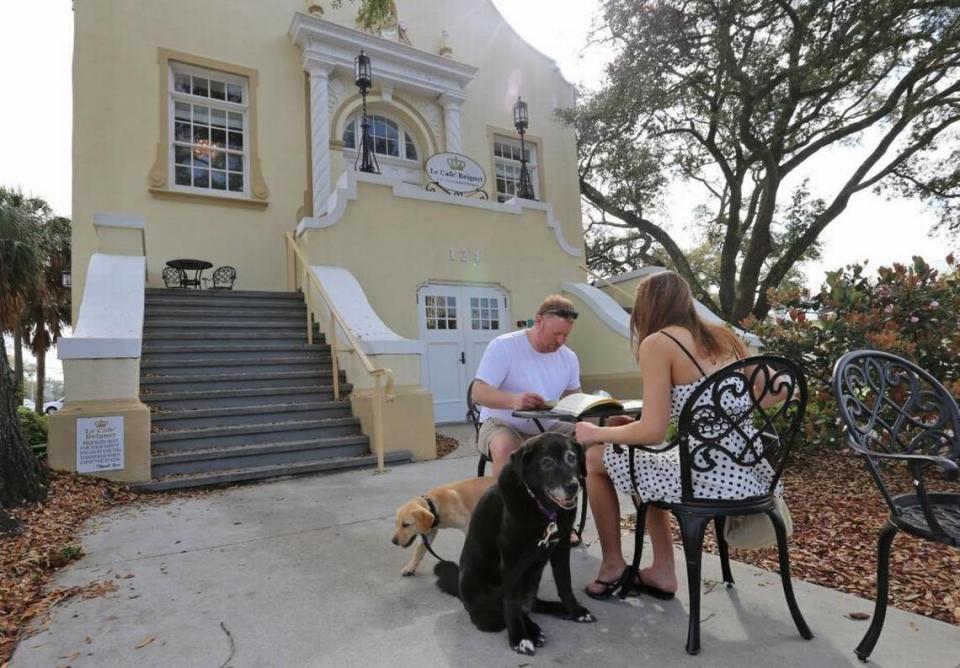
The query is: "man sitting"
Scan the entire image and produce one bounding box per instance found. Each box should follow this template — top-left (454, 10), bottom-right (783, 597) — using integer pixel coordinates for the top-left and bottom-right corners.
top-left (472, 294), bottom-right (582, 477)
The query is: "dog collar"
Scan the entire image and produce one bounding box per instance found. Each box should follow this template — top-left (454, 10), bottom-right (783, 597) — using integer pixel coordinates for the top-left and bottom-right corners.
top-left (421, 495), bottom-right (440, 528)
top-left (522, 483), bottom-right (558, 522)
top-left (522, 483), bottom-right (562, 548)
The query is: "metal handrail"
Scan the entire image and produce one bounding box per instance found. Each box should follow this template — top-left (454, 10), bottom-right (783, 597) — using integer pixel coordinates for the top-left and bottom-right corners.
top-left (284, 232), bottom-right (394, 473)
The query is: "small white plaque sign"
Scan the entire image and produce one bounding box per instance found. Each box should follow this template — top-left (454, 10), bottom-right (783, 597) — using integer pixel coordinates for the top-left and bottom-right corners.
top-left (76, 416), bottom-right (125, 473)
top-left (425, 152), bottom-right (487, 194)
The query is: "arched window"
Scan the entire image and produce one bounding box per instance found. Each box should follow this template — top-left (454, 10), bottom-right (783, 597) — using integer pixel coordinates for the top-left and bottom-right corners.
top-left (342, 114), bottom-right (419, 161)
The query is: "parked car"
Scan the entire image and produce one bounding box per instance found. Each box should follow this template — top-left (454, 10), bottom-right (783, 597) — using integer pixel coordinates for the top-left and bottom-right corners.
top-left (21, 398), bottom-right (63, 414)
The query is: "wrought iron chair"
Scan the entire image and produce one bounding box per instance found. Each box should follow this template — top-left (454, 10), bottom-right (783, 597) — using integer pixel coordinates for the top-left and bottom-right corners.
top-left (832, 350), bottom-right (960, 662)
top-left (208, 265), bottom-right (237, 290)
top-left (466, 379), bottom-right (489, 477)
top-left (162, 266), bottom-right (185, 288)
top-left (624, 355), bottom-right (812, 655)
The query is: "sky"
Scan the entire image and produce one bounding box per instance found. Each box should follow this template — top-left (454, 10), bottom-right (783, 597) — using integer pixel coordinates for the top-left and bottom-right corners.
top-left (0, 0), bottom-right (952, 382)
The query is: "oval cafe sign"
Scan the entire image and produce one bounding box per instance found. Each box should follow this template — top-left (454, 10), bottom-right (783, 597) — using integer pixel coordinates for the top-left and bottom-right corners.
top-left (425, 152), bottom-right (487, 196)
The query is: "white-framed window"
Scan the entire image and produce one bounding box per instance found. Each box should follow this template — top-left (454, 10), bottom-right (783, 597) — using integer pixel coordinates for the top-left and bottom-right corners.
top-left (342, 114), bottom-right (419, 162)
top-left (493, 136), bottom-right (539, 203)
top-left (169, 62), bottom-right (248, 196)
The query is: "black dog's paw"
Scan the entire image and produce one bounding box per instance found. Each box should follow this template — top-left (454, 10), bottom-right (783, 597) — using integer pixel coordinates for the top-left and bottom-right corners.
top-left (527, 622), bottom-right (546, 647)
top-left (512, 639), bottom-right (536, 656)
top-left (570, 606), bottom-right (596, 623)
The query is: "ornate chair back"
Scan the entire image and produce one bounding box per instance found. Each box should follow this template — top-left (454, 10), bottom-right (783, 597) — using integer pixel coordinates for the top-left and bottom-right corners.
top-left (675, 355), bottom-right (808, 506)
top-left (211, 265), bottom-right (237, 290)
top-left (162, 266), bottom-right (185, 288)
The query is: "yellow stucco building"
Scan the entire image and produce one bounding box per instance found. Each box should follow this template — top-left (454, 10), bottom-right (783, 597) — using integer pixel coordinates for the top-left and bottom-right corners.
top-left (51, 0), bottom-right (643, 489)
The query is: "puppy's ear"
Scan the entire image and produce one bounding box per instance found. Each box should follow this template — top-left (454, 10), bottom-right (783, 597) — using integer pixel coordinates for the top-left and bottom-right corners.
top-left (412, 507), bottom-right (435, 534)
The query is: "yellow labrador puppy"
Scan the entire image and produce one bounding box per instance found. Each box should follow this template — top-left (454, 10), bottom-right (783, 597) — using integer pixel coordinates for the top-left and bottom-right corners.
top-left (392, 476), bottom-right (495, 576)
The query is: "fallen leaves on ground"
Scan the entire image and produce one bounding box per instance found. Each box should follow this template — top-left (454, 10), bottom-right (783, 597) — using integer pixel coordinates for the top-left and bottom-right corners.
top-left (621, 451), bottom-right (960, 625)
top-left (435, 432), bottom-right (460, 459)
top-left (0, 472), bottom-right (138, 663)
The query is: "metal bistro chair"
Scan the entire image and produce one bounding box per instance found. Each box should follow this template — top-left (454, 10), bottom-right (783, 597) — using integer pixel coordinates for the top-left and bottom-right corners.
top-left (209, 265), bottom-right (237, 290)
top-left (832, 350), bottom-right (960, 662)
top-left (162, 266), bottom-right (185, 288)
top-left (466, 379), bottom-right (489, 477)
top-left (624, 355), bottom-right (812, 655)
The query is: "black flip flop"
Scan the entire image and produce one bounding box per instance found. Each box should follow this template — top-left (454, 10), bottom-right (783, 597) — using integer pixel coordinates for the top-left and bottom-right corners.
top-left (584, 567), bottom-right (630, 600)
top-left (623, 575), bottom-right (676, 600)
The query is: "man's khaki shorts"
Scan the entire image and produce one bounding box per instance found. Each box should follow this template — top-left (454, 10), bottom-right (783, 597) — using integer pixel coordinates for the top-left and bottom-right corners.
top-left (476, 417), bottom-right (575, 458)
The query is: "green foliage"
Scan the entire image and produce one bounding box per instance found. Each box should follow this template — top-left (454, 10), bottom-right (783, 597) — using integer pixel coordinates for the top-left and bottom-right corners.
top-left (16, 406), bottom-right (47, 447)
top-left (746, 255), bottom-right (960, 449)
top-left (573, 0), bottom-right (960, 322)
top-left (330, 0), bottom-right (397, 31)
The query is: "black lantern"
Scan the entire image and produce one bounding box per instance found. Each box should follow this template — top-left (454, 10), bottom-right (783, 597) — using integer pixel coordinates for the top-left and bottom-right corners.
top-left (354, 50), bottom-right (379, 174)
top-left (512, 97), bottom-right (535, 200)
top-left (355, 50), bottom-right (372, 90)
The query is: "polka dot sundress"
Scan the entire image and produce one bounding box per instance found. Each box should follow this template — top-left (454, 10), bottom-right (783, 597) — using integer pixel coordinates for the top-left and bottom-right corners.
top-left (602, 333), bottom-right (777, 504)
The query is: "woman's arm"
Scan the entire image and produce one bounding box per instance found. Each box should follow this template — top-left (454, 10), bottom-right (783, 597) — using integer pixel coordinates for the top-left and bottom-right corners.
top-left (575, 335), bottom-right (673, 447)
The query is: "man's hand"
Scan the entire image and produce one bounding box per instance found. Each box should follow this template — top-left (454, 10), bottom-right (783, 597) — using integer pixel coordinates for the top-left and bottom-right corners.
top-left (512, 392), bottom-right (546, 411)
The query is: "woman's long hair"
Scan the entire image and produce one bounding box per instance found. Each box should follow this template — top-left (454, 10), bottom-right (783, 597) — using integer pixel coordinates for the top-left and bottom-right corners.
top-left (629, 271), bottom-right (747, 362)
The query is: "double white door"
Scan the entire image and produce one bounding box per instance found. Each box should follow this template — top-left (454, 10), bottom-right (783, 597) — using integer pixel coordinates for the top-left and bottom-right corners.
top-left (418, 284), bottom-right (510, 423)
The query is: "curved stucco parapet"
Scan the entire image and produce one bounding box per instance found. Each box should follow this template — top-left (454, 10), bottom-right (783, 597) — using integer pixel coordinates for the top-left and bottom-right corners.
top-left (59, 253), bottom-right (146, 359)
top-left (297, 170), bottom-right (582, 258)
top-left (561, 281), bottom-right (630, 338)
top-left (569, 269), bottom-right (763, 348)
top-left (309, 265), bottom-right (424, 356)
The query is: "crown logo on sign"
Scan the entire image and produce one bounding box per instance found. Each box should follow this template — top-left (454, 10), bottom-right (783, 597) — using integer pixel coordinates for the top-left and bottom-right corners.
top-left (95, 419), bottom-right (108, 429)
top-left (447, 156), bottom-right (466, 171)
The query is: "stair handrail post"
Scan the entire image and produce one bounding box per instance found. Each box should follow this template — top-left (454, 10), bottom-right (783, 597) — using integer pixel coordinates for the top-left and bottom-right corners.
top-left (304, 267), bottom-right (314, 346)
top-left (372, 370), bottom-right (386, 473)
top-left (330, 309), bottom-right (340, 400)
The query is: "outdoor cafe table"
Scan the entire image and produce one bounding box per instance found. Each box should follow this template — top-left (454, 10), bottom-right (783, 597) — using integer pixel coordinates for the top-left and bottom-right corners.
top-left (512, 401), bottom-right (644, 541)
top-left (166, 258), bottom-right (213, 289)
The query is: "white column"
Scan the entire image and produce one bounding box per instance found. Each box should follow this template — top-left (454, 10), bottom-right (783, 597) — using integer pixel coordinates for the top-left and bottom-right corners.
top-left (307, 63), bottom-right (333, 217)
top-left (440, 95), bottom-right (463, 154)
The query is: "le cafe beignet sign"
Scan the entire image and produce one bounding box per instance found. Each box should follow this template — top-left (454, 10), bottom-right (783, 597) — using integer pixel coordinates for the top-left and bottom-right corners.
top-left (425, 153), bottom-right (486, 195)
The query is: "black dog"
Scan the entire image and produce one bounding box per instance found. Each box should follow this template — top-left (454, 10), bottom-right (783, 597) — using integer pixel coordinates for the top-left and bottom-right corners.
top-left (435, 432), bottom-right (595, 655)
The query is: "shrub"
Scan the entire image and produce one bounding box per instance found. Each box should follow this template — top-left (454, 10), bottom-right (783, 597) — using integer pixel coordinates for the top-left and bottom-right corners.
top-left (16, 406), bottom-right (48, 447)
top-left (745, 255), bottom-right (960, 451)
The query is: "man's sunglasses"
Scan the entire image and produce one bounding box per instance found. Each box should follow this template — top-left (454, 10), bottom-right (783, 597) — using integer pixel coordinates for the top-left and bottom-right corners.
top-left (541, 308), bottom-right (579, 320)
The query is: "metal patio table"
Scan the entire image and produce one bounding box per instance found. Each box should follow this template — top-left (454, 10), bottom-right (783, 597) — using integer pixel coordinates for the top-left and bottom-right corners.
top-left (166, 258), bottom-right (213, 289)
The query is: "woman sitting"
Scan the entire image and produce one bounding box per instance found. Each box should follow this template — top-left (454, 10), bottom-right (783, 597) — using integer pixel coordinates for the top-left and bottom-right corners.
top-left (575, 270), bottom-right (770, 600)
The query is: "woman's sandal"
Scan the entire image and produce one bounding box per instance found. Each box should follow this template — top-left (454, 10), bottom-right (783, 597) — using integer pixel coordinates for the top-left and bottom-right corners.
top-left (620, 574), bottom-right (676, 601)
top-left (584, 567), bottom-right (631, 600)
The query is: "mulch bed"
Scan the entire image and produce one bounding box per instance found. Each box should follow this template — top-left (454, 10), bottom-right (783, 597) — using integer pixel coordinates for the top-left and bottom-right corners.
top-left (622, 450), bottom-right (960, 626)
top-left (436, 432), bottom-right (460, 458)
top-left (0, 473), bottom-right (139, 664)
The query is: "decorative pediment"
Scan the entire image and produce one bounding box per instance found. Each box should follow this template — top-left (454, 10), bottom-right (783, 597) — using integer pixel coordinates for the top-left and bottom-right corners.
top-left (289, 13), bottom-right (476, 103)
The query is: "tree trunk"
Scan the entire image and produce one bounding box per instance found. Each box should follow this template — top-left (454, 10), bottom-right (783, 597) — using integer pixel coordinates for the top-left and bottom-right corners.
top-left (0, 345), bottom-right (47, 514)
top-left (34, 347), bottom-right (45, 413)
top-left (13, 329), bottom-right (23, 403)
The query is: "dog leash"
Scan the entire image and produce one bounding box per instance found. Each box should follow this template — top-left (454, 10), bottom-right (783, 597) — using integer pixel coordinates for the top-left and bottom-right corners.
top-left (522, 483), bottom-right (560, 548)
top-left (419, 495), bottom-right (454, 565)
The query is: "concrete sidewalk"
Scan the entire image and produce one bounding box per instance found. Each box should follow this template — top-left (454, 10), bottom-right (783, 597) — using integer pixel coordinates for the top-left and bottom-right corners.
top-left (11, 425), bottom-right (960, 667)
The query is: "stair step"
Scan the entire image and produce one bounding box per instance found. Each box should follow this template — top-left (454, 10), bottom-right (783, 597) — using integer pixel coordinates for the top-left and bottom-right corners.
top-left (134, 450), bottom-right (414, 492)
top-left (145, 288), bottom-right (303, 300)
top-left (143, 384), bottom-right (349, 409)
top-left (144, 318), bottom-right (307, 330)
top-left (144, 307), bottom-right (306, 319)
top-left (142, 330), bottom-right (306, 341)
top-left (141, 370), bottom-right (335, 392)
top-left (150, 401), bottom-right (353, 429)
top-left (150, 435), bottom-right (371, 476)
top-left (151, 416), bottom-right (361, 450)
top-left (142, 343), bottom-right (330, 361)
top-left (141, 358), bottom-right (332, 375)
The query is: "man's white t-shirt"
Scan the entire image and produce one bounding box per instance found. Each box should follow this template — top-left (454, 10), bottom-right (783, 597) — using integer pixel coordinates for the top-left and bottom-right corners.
top-left (475, 329), bottom-right (580, 432)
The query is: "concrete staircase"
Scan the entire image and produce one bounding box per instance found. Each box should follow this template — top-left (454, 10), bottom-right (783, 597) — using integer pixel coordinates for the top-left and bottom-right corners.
top-left (135, 288), bottom-right (412, 491)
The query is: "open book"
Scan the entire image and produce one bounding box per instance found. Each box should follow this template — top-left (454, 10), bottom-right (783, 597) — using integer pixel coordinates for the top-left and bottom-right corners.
top-left (542, 393), bottom-right (643, 417)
